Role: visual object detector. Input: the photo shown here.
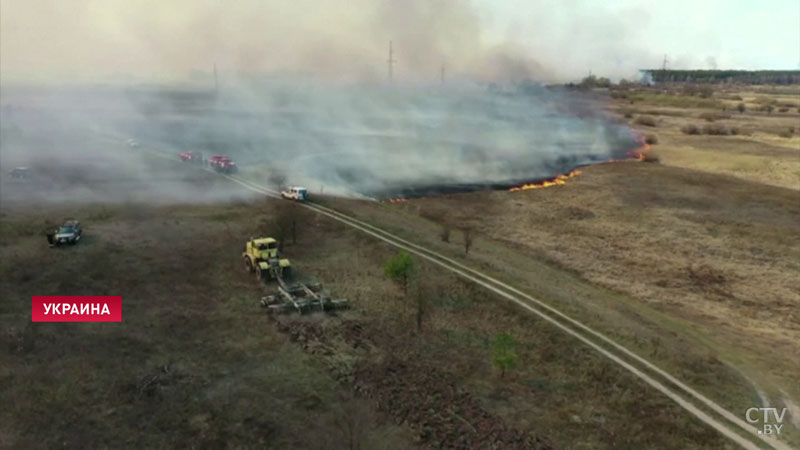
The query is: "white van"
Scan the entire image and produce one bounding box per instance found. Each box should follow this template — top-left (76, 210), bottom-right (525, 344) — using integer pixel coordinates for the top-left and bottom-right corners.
top-left (281, 186), bottom-right (308, 201)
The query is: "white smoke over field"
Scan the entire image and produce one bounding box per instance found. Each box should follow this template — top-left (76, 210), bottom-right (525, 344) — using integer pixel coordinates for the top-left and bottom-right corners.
top-left (124, 80), bottom-right (637, 198)
top-left (1, 80), bottom-right (637, 202)
top-left (0, 85), bottom-right (259, 205)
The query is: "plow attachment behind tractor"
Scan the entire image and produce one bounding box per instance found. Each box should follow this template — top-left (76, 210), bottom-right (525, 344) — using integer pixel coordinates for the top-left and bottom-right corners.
top-left (261, 279), bottom-right (349, 315)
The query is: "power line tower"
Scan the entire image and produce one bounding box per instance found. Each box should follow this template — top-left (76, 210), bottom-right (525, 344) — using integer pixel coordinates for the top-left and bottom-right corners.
top-left (387, 41), bottom-right (396, 83)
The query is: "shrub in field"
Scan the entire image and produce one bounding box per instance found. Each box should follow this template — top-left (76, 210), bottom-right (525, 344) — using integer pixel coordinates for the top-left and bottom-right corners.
top-left (634, 115), bottom-right (657, 127)
top-left (384, 251), bottom-right (416, 297)
top-left (620, 107), bottom-right (634, 118)
top-left (644, 134), bottom-right (658, 145)
top-left (736, 103), bottom-right (746, 113)
top-left (700, 112), bottom-right (717, 122)
top-left (703, 124), bottom-right (729, 135)
top-left (698, 86), bottom-right (714, 98)
top-left (699, 111), bottom-right (731, 122)
top-left (681, 124), bottom-right (701, 135)
top-left (778, 129), bottom-right (793, 138)
top-left (778, 107), bottom-right (789, 113)
top-left (491, 332), bottom-right (518, 379)
top-left (682, 85), bottom-right (698, 96)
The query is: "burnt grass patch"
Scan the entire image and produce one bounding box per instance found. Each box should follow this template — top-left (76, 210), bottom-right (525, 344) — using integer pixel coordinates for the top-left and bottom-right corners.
top-left (274, 316), bottom-right (553, 449)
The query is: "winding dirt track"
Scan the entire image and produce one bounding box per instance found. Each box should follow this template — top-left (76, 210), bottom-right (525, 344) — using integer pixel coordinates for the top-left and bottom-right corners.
top-left (129, 139), bottom-right (788, 450)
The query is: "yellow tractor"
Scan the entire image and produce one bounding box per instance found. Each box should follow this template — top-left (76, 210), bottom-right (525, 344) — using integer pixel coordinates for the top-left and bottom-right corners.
top-left (242, 237), bottom-right (292, 282)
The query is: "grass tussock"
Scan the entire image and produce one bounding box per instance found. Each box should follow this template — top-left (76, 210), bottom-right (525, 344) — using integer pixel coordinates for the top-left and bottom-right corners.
top-left (682, 123), bottom-right (740, 136)
top-left (634, 115), bottom-right (657, 127)
top-left (703, 124), bottom-right (732, 135)
top-left (681, 124), bottom-right (701, 135)
top-left (629, 93), bottom-right (722, 109)
top-left (699, 111), bottom-right (731, 122)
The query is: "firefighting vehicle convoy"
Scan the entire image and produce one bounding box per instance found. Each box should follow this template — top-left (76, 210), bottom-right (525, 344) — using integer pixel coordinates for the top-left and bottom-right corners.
top-left (178, 151), bottom-right (238, 173)
top-left (208, 155), bottom-right (238, 173)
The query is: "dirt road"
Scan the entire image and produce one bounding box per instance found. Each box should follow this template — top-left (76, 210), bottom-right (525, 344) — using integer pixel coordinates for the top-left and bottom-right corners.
top-left (118, 137), bottom-right (791, 449)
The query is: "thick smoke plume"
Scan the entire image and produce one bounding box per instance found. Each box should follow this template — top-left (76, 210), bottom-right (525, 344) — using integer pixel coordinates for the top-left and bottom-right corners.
top-left (1, 0), bottom-right (556, 84)
top-left (130, 81), bottom-right (636, 198)
top-left (1, 0), bottom-right (638, 204)
top-left (2, 81), bottom-right (636, 202)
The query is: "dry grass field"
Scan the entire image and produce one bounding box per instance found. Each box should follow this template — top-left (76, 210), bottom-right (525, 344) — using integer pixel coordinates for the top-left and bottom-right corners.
top-left (2, 84), bottom-right (797, 448)
top-left (615, 86), bottom-right (800, 190)
top-left (0, 147), bottom-right (758, 449)
top-left (306, 84), bottom-right (800, 446)
top-left (0, 170), bottom-right (412, 449)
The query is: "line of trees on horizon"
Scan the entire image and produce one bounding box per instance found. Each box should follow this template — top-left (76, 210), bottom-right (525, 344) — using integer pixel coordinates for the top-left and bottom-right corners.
top-left (640, 69), bottom-right (800, 85)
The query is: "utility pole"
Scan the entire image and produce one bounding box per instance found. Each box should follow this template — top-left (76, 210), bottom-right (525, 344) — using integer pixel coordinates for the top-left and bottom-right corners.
top-left (387, 41), bottom-right (396, 83)
top-left (213, 63), bottom-right (219, 94)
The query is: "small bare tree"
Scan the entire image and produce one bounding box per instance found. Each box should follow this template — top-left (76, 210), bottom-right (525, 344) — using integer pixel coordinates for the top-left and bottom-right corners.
top-left (270, 202), bottom-right (300, 249)
top-left (327, 392), bottom-right (373, 450)
top-left (461, 227), bottom-right (474, 255)
top-left (439, 225), bottom-right (451, 243)
top-left (268, 168), bottom-right (287, 191)
top-left (415, 279), bottom-right (429, 331)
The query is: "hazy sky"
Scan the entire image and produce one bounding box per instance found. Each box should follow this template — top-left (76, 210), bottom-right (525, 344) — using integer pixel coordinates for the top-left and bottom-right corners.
top-left (1, 0), bottom-right (798, 84)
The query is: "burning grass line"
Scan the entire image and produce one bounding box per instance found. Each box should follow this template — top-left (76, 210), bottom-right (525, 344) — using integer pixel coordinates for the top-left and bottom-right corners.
top-left (508, 141), bottom-right (650, 192)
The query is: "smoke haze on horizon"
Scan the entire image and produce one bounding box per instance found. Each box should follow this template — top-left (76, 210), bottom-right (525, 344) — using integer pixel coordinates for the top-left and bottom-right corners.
top-left (1, 0), bottom-right (798, 85)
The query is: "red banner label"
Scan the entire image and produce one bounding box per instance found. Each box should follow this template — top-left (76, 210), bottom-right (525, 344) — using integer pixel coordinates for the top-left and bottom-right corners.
top-left (32, 296), bottom-right (122, 322)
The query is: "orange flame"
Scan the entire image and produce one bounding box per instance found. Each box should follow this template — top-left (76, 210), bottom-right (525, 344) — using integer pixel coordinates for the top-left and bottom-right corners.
top-left (508, 134), bottom-right (651, 192)
top-left (509, 169), bottom-right (583, 192)
top-left (383, 134), bottom-right (653, 199)
top-left (626, 150), bottom-right (646, 160)
top-left (625, 135), bottom-right (651, 160)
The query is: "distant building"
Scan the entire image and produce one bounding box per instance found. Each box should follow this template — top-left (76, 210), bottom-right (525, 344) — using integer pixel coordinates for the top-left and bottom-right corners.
top-left (638, 69), bottom-right (800, 85)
